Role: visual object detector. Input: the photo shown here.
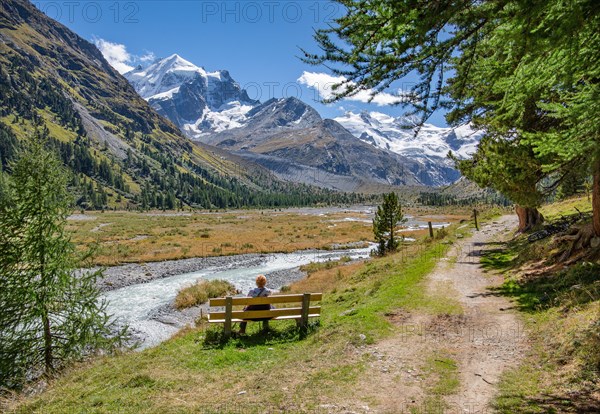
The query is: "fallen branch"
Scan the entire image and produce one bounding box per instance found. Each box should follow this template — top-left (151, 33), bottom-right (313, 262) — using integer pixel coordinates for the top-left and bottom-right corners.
top-left (475, 373), bottom-right (495, 385)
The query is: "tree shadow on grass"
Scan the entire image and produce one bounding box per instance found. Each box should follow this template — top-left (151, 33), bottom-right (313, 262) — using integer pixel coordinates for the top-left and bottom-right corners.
top-left (491, 262), bottom-right (600, 313)
top-left (474, 235), bottom-right (600, 313)
top-left (200, 320), bottom-right (321, 349)
top-left (479, 247), bottom-right (515, 270)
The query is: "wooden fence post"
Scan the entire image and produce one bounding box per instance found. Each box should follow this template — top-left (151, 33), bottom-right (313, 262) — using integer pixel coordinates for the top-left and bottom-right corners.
top-left (224, 296), bottom-right (233, 339)
top-left (473, 209), bottom-right (479, 231)
top-left (428, 221), bottom-right (434, 238)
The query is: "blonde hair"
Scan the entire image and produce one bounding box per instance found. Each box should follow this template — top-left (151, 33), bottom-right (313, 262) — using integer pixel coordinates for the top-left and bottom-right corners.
top-left (256, 274), bottom-right (267, 288)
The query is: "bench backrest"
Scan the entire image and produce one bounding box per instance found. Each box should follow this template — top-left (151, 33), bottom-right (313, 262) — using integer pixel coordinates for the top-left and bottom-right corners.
top-left (209, 293), bottom-right (322, 307)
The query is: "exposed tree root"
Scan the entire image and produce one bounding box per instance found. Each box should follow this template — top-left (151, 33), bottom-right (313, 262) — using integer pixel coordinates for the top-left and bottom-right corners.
top-left (555, 224), bottom-right (598, 263)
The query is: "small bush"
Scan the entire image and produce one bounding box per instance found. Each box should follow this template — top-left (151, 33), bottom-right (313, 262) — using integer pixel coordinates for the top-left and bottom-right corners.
top-left (174, 279), bottom-right (238, 310)
top-left (435, 227), bottom-right (448, 240)
top-left (300, 260), bottom-right (336, 275)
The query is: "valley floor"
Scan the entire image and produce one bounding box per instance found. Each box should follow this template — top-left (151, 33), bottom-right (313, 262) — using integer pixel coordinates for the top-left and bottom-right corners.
top-left (6, 210), bottom-right (535, 413)
top-left (66, 206), bottom-right (469, 266)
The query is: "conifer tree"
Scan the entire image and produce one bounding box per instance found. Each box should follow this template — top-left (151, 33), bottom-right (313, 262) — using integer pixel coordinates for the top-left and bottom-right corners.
top-left (303, 0), bottom-right (599, 235)
top-left (373, 192), bottom-right (406, 255)
top-left (0, 139), bottom-right (124, 389)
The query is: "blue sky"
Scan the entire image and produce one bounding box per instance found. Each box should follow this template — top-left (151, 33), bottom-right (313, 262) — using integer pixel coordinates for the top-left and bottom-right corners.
top-left (32, 0), bottom-right (448, 126)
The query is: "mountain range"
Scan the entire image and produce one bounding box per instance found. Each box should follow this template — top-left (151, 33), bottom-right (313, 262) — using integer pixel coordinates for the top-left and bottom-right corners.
top-left (125, 55), bottom-right (482, 188)
top-left (199, 97), bottom-right (431, 191)
top-left (334, 111), bottom-right (483, 185)
top-left (0, 0), bottom-right (483, 212)
top-left (0, 0), bottom-right (361, 210)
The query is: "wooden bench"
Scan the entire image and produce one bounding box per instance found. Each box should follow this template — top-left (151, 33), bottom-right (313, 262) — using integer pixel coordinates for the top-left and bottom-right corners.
top-left (208, 293), bottom-right (322, 338)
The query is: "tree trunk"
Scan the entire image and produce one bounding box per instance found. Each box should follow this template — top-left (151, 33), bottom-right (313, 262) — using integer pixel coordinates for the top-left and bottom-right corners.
top-left (593, 155), bottom-right (600, 237)
top-left (389, 215), bottom-right (394, 252)
top-left (42, 311), bottom-right (53, 373)
top-left (515, 205), bottom-right (544, 232)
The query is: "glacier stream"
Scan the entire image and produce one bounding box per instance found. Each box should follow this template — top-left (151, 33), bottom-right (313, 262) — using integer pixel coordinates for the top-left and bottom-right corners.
top-left (102, 246), bottom-right (373, 349)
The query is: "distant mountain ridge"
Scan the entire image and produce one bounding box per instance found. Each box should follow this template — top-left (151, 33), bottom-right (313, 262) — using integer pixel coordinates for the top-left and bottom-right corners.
top-left (201, 97), bottom-right (431, 190)
top-left (125, 56), bottom-right (444, 189)
top-left (334, 111), bottom-right (483, 185)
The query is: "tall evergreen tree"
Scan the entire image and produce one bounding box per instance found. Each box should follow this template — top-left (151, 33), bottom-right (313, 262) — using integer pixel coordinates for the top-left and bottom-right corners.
top-left (0, 139), bottom-right (124, 389)
top-left (0, 166), bottom-right (12, 209)
top-left (303, 0), bottom-right (599, 235)
top-left (373, 192), bottom-right (406, 256)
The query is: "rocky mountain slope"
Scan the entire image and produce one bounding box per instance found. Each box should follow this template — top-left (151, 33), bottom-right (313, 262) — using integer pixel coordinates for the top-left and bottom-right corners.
top-left (334, 111), bottom-right (483, 185)
top-left (201, 97), bottom-right (431, 191)
top-left (0, 0), bottom-right (360, 209)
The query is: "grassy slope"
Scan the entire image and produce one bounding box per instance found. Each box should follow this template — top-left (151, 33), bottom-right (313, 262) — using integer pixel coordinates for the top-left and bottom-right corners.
top-left (6, 221), bottom-right (474, 413)
top-left (484, 196), bottom-right (600, 413)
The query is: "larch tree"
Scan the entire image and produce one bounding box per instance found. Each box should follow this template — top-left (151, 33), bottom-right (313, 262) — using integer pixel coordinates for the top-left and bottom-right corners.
top-left (0, 139), bottom-right (125, 390)
top-left (302, 0), bottom-right (600, 235)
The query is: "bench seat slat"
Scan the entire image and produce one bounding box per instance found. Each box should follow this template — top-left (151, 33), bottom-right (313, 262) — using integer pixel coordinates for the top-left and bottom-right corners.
top-left (209, 306), bottom-right (320, 321)
top-left (209, 293), bottom-right (322, 307)
top-left (208, 314), bottom-right (321, 323)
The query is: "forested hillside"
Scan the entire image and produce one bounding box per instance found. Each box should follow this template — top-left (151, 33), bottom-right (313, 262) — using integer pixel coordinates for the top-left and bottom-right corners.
top-left (0, 0), bottom-right (365, 210)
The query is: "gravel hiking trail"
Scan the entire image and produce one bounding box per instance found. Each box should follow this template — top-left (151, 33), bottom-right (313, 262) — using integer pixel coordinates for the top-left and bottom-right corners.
top-left (338, 215), bottom-right (527, 414)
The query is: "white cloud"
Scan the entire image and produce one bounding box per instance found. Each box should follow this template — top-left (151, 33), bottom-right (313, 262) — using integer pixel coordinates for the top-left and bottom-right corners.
top-left (297, 71), bottom-right (345, 100)
top-left (140, 52), bottom-right (156, 63)
top-left (94, 38), bottom-right (134, 74)
top-left (298, 71), bottom-right (406, 106)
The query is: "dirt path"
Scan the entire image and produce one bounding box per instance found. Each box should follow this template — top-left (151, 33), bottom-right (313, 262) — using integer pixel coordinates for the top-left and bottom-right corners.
top-left (346, 215), bottom-right (526, 413)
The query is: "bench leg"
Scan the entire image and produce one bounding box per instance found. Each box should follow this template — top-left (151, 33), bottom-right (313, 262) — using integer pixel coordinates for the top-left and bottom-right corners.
top-left (300, 293), bottom-right (311, 338)
top-left (262, 320), bottom-right (269, 331)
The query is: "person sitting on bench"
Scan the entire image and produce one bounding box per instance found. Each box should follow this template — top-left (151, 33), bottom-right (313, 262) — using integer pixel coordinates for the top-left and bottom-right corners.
top-left (238, 274), bottom-right (272, 335)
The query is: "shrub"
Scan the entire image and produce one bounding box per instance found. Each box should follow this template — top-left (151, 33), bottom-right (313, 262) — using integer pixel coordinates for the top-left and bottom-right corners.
top-left (435, 227), bottom-right (449, 240)
top-left (174, 279), bottom-right (238, 310)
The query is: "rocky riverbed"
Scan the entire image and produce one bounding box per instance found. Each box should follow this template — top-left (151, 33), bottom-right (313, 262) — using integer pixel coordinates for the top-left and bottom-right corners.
top-left (95, 254), bottom-right (268, 292)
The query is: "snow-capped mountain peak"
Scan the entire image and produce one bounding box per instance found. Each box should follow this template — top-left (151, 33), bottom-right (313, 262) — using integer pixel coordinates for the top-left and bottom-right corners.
top-left (125, 54), bottom-right (203, 99)
top-left (124, 54), bottom-right (259, 138)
